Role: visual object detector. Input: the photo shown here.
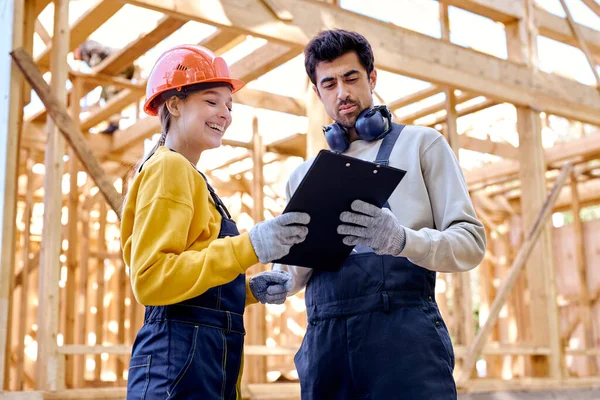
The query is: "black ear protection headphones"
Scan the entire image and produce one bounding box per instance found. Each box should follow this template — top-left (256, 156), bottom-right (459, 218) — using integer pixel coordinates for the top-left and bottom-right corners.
top-left (322, 105), bottom-right (393, 153)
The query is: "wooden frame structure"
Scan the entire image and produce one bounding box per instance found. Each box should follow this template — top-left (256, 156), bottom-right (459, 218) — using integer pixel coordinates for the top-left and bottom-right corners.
top-left (1, 0), bottom-right (600, 398)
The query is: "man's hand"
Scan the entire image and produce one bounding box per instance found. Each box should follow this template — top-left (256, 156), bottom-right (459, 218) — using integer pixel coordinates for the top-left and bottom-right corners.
top-left (337, 200), bottom-right (406, 256)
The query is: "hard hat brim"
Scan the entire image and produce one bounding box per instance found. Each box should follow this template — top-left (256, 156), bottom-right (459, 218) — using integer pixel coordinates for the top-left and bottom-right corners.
top-left (143, 77), bottom-right (245, 117)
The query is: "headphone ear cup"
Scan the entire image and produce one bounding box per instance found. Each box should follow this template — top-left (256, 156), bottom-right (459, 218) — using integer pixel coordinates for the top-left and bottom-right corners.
top-left (323, 123), bottom-right (350, 153)
top-left (355, 106), bottom-right (392, 141)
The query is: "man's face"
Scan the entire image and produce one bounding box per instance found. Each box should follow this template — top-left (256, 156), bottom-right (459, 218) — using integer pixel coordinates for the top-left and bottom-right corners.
top-left (313, 51), bottom-right (376, 129)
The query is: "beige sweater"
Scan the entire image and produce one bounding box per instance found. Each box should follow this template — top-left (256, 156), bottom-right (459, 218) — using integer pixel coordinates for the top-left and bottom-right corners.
top-left (274, 124), bottom-right (486, 296)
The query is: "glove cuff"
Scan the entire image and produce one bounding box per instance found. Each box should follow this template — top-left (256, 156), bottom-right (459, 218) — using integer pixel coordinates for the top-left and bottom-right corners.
top-left (249, 224), bottom-right (268, 264)
top-left (391, 225), bottom-right (407, 255)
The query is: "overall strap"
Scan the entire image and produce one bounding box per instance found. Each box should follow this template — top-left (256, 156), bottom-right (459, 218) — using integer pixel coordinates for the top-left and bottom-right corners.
top-left (374, 123), bottom-right (405, 166)
top-left (197, 170), bottom-right (232, 220)
top-left (352, 123), bottom-right (405, 255)
top-left (374, 123), bottom-right (405, 210)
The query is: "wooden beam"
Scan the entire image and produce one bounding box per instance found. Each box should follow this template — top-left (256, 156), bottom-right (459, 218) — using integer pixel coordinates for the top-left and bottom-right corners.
top-left (535, 6), bottom-right (600, 56)
top-left (22, 0), bottom-right (36, 107)
top-left (388, 85), bottom-right (442, 110)
top-left (123, 0), bottom-right (600, 125)
top-left (35, 0), bottom-right (125, 71)
top-left (36, 0), bottom-right (70, 390)
top-left (466, 130), bottom-right (600, 187)
top-left (11, 48), bottom-right (124, 218)
top-left (247, 116), bottom-right (267, 383)
top-left (233, 88), bottom-right (305, 116)
top-left (94, 203), bottom-right (107, 382)
top-left (64, 77), bottom-right (83, 388)
top-left (426, 98), bottom-right (499, 127)
top-left (34, 19), bottom-right (51, 46)
top-left (581, 0), bottom-right (600, 18)
top-left (75, 196), bottom-right (91, 387)
top-left (196, 29), bottom-right (247, 54)
top-left (35, 0), bottom-right (52, 17)
top-left (558, 0), bottom-right (600, 90)
top-left (79, 89), bottom-right (141, 132)
top-left (569, 169), bottom-right (597, 375)
top-left (229, 42), bottom-right (301, 83)
top-left (16, 155), bottom-right (34, 390)
top-left (92, 16), bottom-right (186, 76)
top-left (57, 345), bottom-right (130, 355)
top-left (397, 92), bottom-right (478, 124)
top-left (110, 116), bottom-right (159, 154)
top-left (0, 0), bottom-right (25, 390)
top-left (518, 106), bottom-right (561, 378)
top-left (458, 135), bottom-right (519, 159)
top-left (439, 0), bottom-right (523, 23)
top-left (267, 132), bottom-right (307, 158)
top-left (457, 162), bottom-right (572, 388)
top-left (440, 0), bottom-right (600, 56)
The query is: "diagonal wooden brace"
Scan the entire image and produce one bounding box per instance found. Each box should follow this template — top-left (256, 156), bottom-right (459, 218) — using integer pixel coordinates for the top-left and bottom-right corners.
top-left (457, 162), bottom-right (573, 389)
top-left (10, 47), bottom-right (123, 219)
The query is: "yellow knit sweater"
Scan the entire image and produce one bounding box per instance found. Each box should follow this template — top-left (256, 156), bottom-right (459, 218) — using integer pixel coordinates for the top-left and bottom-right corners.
top-left (121, 147), bottom-right (258, 307)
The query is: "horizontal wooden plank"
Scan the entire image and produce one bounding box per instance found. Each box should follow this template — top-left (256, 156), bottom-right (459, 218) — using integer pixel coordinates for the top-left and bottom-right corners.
top-left (466, 131), bottom-right (600, 187)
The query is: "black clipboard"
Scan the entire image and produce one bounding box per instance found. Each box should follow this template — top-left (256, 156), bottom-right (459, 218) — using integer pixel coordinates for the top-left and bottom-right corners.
top-left (273, 150), bottom-right (406, 271)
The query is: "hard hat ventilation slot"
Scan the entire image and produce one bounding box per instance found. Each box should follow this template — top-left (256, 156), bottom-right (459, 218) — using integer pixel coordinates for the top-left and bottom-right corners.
top-left (176, 64), bottom-right (188, 71)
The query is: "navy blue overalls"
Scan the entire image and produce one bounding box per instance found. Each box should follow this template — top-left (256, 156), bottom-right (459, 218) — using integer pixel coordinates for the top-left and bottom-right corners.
top-left (294, 124), bottom-right (457, 400)
top-left (127, 156), bottom-right (246, 400)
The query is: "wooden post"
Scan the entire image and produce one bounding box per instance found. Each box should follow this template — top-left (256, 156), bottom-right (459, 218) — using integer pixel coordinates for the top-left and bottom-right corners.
top-left (457, 162), bottom-right (572, 388)
top-left (116, 174), bottom-right (128, 384)
top-left (22, 0), bottom-right (36, 106)
top-left (439, 2), bottom-right (474, 357)
top-left (0, 0), bottom-right (25, 391)
top-left (76, 189), bottom-right (91, 386)
top-left (36, 0), bottom-right (69, 390)
top-left (570, 170), bottom-right (597, 376)
top-left (305, 78), bottom-right (329, 158)
top-left (505, 0), bottom-right (561, 380)
top-left (15, 153), bottom-right (34, 390)
top-left (246, 116), bottom-right (267, 383)
top-left (65, 76), bottom-right (83, 389)
top-left (95, 202), bottom-right (107, 382)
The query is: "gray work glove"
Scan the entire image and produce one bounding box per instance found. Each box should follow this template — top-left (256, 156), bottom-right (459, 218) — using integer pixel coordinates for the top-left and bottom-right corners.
top-left (337, 200), bottom-right (406, 256)
top-left (249, 212), bottom-right (310, 264)
top-left (249, 270), bottom-right (294, 304)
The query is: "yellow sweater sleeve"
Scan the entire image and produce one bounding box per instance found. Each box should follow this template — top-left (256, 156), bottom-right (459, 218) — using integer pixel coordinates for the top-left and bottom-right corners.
top-left (245, 277), bottom-right (258, 307)
top-left (121, 149), bottom-right (259, 306)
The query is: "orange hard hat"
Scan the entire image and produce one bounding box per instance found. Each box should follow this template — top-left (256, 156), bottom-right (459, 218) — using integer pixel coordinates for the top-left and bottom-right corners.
top-left (143, 44), bottom-right (245, 116)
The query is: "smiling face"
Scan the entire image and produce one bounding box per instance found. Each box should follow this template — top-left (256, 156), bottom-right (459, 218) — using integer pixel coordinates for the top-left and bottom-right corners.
top-left (167, 85), bottom-right (233, 153)
top-left (313, 51), bottom-right (377, 130)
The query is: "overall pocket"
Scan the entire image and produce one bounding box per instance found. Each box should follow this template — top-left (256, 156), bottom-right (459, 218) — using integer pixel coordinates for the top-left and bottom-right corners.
top-left (127, 354), bottom-right (151, 400)
top-left (166, 324), bottom-right (200, 398)
top-left (420, 303), bottom-right (455, 370)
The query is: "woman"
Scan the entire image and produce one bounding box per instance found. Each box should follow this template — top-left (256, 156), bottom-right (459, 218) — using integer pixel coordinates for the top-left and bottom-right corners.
top-left (120, 44), bottom-right (310, 399)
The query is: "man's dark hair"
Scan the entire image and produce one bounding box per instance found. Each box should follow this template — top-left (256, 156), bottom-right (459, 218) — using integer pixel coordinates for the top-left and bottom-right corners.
top-left (304, 29), bottom-right (374, 85)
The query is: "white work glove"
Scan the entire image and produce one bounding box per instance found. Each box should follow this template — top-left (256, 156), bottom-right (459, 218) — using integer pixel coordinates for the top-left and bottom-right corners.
top-left (337, 200), bottom-right (406, 256)
top-left (249, 270), bottom-right (294, 304)
top-left (249, 212), bottom-right (310, 264)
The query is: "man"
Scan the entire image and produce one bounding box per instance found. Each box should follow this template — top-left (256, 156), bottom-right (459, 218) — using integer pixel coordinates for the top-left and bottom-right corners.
top-left (273, 29), bottom-right (486, 399)
top-left (74, 40), bottom-right (136, 134)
